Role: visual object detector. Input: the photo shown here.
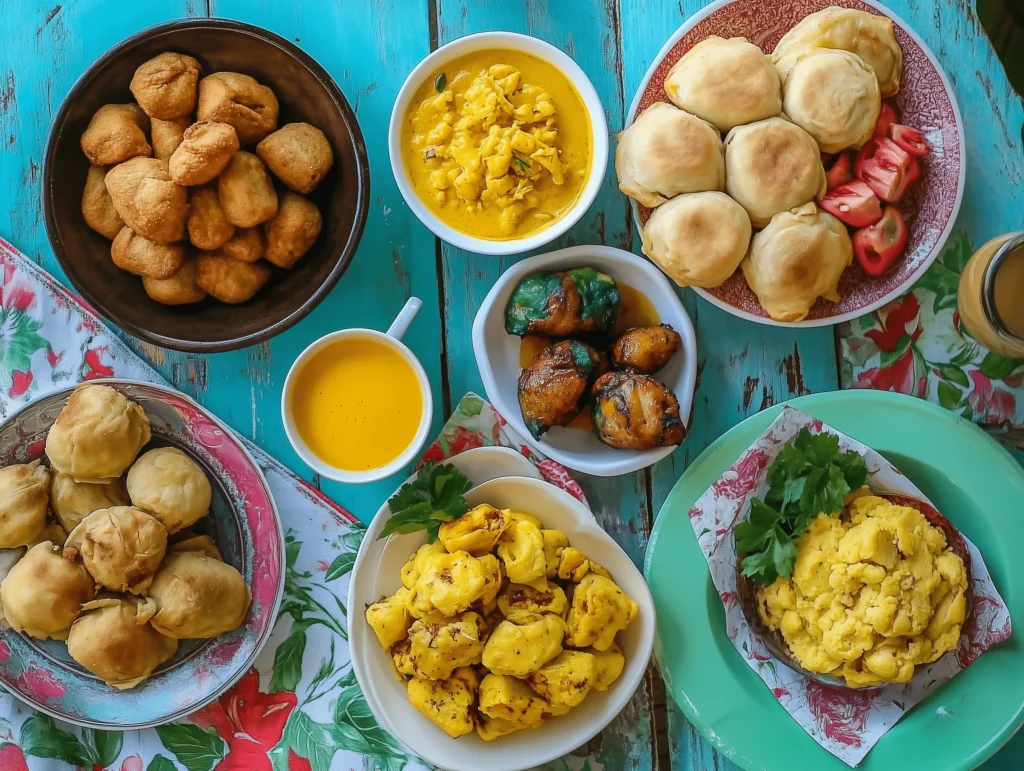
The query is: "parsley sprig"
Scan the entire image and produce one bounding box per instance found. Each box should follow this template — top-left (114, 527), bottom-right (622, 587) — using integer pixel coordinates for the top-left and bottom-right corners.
top-left (378, 462), bottom-right (472, 543)
top-left (735, 429), bottom-right (868, 584)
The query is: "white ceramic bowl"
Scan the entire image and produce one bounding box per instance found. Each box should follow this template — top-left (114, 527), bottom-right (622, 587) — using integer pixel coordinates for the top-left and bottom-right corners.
top-left (472, 245), bottom-right (698, 476)
top-left (388, 31), bottom-right (609, 256)
top-left (349, 454), bottom-right (655, 771)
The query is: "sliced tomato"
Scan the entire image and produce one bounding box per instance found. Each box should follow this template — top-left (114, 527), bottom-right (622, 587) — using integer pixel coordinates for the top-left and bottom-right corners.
top-left (889, 124), bottom-right (929, 157)
top-left (825, 151), bottom-right (855, 191)
top-left (905, 155), bottom-right (921, 188)
top-left (855, 138), bottom-right (916, 203)
top-left (852, 207), bottom-right (908, 277)
top-left (874, 103), bottom-right (900, 138)
top-left (820, 181), bottom-right (883, 228)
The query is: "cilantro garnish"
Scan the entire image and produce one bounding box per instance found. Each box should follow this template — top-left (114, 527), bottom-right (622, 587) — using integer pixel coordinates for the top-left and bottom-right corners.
top-left (378, 462), bottom-right (472, 543)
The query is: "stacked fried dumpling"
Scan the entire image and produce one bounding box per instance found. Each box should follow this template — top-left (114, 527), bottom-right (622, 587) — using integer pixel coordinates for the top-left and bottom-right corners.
top-left (365, 504), bottom-right (638, 741)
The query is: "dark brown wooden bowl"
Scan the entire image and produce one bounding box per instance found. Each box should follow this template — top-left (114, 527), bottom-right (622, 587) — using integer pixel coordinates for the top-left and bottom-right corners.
top-left (42, 19), bottom-right (370, 352)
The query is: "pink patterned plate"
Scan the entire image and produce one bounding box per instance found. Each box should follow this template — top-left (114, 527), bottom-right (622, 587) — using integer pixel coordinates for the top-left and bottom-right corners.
top-left (0, 379), bottom-right (284, 729)
top-left (627, 0), bottom-right (966, 327)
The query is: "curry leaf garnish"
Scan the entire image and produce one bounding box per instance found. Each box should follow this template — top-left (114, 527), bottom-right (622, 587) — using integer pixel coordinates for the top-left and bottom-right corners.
top-left (736, 429), bottom-right (868, 584)
top-left (378, 462), bottom-right (471, 543)
top-left (434, 73), bottom-right (446, 92)
top-left (511, 153), bottom-right (531, 172)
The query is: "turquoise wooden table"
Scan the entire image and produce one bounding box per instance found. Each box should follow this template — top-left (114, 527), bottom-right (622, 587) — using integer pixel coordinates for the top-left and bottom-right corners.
top-left (0, 0), bottom-right (1021, 769)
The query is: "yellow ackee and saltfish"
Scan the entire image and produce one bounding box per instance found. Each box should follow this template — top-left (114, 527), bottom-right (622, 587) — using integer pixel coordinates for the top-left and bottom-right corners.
top-left (365, 503), bottom-right (638, 740)
top-left (402, 50), bottom-right (592, 239)
top-left (757, 489), bottom-right (968, 688)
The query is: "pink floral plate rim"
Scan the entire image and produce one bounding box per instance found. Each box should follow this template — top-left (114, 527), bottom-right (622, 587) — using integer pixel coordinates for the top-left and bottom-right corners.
top-left (625, 0), bottom-right (966, 328)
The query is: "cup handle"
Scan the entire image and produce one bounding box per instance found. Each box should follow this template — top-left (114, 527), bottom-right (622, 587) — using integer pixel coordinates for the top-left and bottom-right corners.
top-left (386, 297), bottom-right (422, 341)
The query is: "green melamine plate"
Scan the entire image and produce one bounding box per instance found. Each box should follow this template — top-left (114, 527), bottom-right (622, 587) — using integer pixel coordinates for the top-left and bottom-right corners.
top-left (645, 390), bottom-right (1024, 771)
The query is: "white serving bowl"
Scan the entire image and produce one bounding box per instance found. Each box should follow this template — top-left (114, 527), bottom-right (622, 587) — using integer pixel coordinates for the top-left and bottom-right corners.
top-left (472, 245), bottom-right (698, 476)
top-left (349, 453), bottom-right (655, 771)
top-left (388, 31), bottom-right (609, 256)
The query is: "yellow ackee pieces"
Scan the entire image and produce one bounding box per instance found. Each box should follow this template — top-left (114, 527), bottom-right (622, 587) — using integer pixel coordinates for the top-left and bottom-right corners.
top-left (482, 611), bottom-right (566, 677)
top-left (408, 667), bottom-right (480, 738)
top-left (566, 573), bottom-right (640, 650)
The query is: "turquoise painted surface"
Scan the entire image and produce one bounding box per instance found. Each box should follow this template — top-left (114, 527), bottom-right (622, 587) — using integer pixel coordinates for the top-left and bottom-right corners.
top-left (0, 0), bottom-right (1020, 769)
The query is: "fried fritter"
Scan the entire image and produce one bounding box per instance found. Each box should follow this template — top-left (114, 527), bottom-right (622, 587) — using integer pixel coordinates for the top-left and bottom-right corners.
top-left (218, 151), bottom-right (278, 228)
top-left (143, 258), bottom-right (208, 306)
top-left (82, 166), bottom-right (124, 239)
top-left (112, 227), bottom-right (186, 279)
top-left (194, 251), bottom-right (271, 304)
top-left (263, 192), bottom-right (321, 268)
top-left (187, 185), bottom-right (235, 250)
top-left (197, 72), bottom-right (279, 145)
top-left (104, 158), bottom-right (188, 244)
top-left (218, 227), bottom-right (264, 263)
top-left (517, 340), bottom-right (605, 439)
top-left (610, 324), bottom-right (682, 374)
top-left (151, 116), bottom-right (191, 161)
top-left (130, 52), bottom-right (201, 120)
top-left (590, 369), bottom-right (685, 450)
top-left (80, 104), bottom-right (151, 166)
top-left (505, 267), bottom-right (620, 338)
top-left (256, 122), bottom-right (334, 193)
top-left (169, 120), bottom-right (240, 186)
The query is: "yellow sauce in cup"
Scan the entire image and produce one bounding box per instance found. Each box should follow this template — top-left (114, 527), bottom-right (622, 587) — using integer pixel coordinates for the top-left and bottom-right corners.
top-left (290, 337), bottom-right (423, 471)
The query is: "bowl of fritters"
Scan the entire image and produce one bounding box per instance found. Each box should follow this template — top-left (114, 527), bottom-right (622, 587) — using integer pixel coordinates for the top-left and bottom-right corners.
top-left (43, 19), bottom-right (370, 352)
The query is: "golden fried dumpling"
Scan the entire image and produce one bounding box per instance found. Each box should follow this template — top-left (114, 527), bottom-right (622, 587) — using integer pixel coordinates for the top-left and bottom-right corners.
top-left (167, 534), bottom-right (222, 560)
top-left (0, 542), bottom-right (96, 640)
top-left (541, 529), bottom-right (568, 577)
top-left (194, 251), bottom-right (272, 304)
top-left (497, 518), bottom-right (548, 590)
top-left (82, 165), bottom-right (125, 239)
top-left (400, 541), bottom-right (446, 589)
top-left (365, 587), bottom-right (413, 649)
top-left (255, 122), bottom-right (334, 194)
top-left (50, 472), bottom-right (129, 533)
top-left (408, 667), bottom-right (479, 738)
top-left (111, 227), bottom-right (186, 280)
top-left (148, 551), bottom-right (251, 638)
top-left (588, 642), bottom-right (626, 691)
top-left (262, 192), bottom-right (321, 269)
top-left (197, 72), bottom-right (280, 146)
top-left (724, 118), bottom-right (827, 228)
top-left (130, 52), bottom-right (201, 120)
top-left (169, 121), bottom-right (240, 186)
top-left (664, 37), bottom-right (782, 131)
top-left (46, 384), bottom-right (150, 483)
top-left (187, 185), bottom-right (236, 250)
top-left (482, 611), bottom-right (565, 677)
top-left (478, 673), bottom-right (550, 729)
top-left (143, 258), bottom-right (208, 306)
top-left (0, 460), bottom-right (50, 548)
top-left (218, 151), bottom-right (279, 228)
top-left (104, 158), bottom-right (188, 245)
top-left (641, 191), bottom-right (752, 288)
top-left (773, 6), bottom-right (904, 97)
top-left (407, 549), bottom-right (489, 617)
top-left (616, 103), bottom-right (725, 207)
top-left (497, 583), bottom-right (568, 618)
top-left (527, 650), bottom-right (597, 708)
top-left (392, 612), bottom-right (484, 680)
top-left (126, 447), bottom-right (212, 534)
top-left (781, 48), bottom-right (881, 153)
top-left (80, 104), bottom-right (151, 166)
top-left (67, 597), bottom-right (178, 689)
top-left (438, 503), bottom-right (510, 556)
top-left (742, 203), bottom-right (854, 322)
top-left (151, 117), bottom-right (190, 161)
top-left (566, 573), bottom-right (638, 651)
top-left (66, 506), bottom-right (168, 594)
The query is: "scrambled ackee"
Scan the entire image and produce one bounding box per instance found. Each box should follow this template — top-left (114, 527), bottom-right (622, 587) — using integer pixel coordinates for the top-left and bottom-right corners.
top-left (403, 52), bottom-right (592, 240)
top-left (757, 490), bottom-right (969, 688)
top-left (365, 502), bottom-right (638, 740)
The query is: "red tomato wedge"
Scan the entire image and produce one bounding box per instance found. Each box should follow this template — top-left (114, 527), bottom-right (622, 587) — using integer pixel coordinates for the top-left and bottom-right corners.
top-left (825, 151), bottom-right (855, 191)
top-left (820, 181), bottom-right (884, 228)
top-left (852, 206), bottom-right (908, 277)
top-left (874, 103), bottom-right (899, 138)
top-left (890, 124), bottom-right (929, 157)
top-left (856, 138), bottom-right (916, 203)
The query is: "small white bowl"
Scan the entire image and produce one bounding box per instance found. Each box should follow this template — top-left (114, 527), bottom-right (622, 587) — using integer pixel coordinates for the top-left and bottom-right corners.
top-left (472, 245), bottom-right (698, 477)
top-left (349, 461), bottom-right (655, 771)
top-left (388, 31), bottom-right (609, 256)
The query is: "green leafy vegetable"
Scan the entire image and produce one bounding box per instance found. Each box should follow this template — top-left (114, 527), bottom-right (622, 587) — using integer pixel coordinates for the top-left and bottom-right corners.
top-left (434, 72), bottom-right (446, 92)
top-left (737, 429), bottom-right (868, 584)
top-left (378, 462), bottom-right (472, 542)
top-left (511, 152), bottom-right (531, 172)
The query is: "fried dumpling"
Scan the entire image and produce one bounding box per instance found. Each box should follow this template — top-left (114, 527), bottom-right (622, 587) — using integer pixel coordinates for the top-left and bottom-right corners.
top-left (126, 447), bottom-right (212, 534)
top-left (167, 534), bottom-right (223, 560)
top-left (664, 36), bottom-right (782, 131)
top-left (45, 384), bottom-right (151, 482)
top-left (742, 203), bottom-right (853, 322)
top-left (0, 461), bottom-right (50, 548)
top-left (67, 597), bottom-right (177, 689)
top-left (781, 48), bottom-right (881, 153)
top-left (67, 506), bottom-right (168, 593)
top-left (773, 6), bottom-right (904, 97)
top-left (641, 191), bottom-right (752, 288)
top-left (616, 103), bottom-right (725, 207)
top-left (590, 370), bottom-right (685, 450)
top-left (148, 551), bottom-right (251, 638)
top-left (0, 542), bottom-right (96, 640)
top-left (724, 118), bottom-right (827, 228)
top-left (50, 471), bottom-right (129, 533)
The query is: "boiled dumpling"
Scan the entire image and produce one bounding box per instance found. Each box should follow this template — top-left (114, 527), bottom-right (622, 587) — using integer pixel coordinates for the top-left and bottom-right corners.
top-left (127, 447), bottom-right (212, 533)
top-left (0, 542), bottom-right (96, 640)
top-left (66, 506), bottom-right (168, 593)
top-left (616, 103), bottom-right (725, 207)
top-left (664, 36), bottom-right (781, 131)
top-left (67, 597), bottom-right (177, 689)
top-left (50, 472), bottom-right (129, 532)
top-left (0, 461), bottom-right (50, 548)
top-left (148, 551), bottom-right (250, 638)
top-left (742, 203), bottom-right (854, 322)
top-left (45, 384), bottom-right (150, 482)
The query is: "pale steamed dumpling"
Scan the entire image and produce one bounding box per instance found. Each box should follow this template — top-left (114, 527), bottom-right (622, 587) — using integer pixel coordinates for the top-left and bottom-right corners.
top-left (724, 118), bottom-right (826, 228)
top-left (616, 103), bottom-right (725, 207)
top-left (664, 36), bottom-right (782, 132)
top-left (67, 506), bottom-right (168, 594)
top-left (45, 384), bottom-right (150, 482)
top-left (127, 447), bottom-right (212, 534)
top-left (148, 551), bottom-right (251, 638)
top-left (773, 6), bottom-right (904, 97)
top-left (781, 49), bottom-right (881, 153)
top-left (0, 542), bottom-right (96, 640)
top-left (0, 460), bottom-right (50, 548)
top-left (50, 472), bottom-right (129, 533)
top-left (742, 203), bottom-right (853, 322)
top-left (641, 192), bottom-right (752, 288)
top-left (67, 597), bottom-right (177, 689)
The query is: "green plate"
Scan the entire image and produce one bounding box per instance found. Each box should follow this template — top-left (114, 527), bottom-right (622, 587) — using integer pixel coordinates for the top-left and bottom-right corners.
top-left (645, 390), bottom-right (1024, 771)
